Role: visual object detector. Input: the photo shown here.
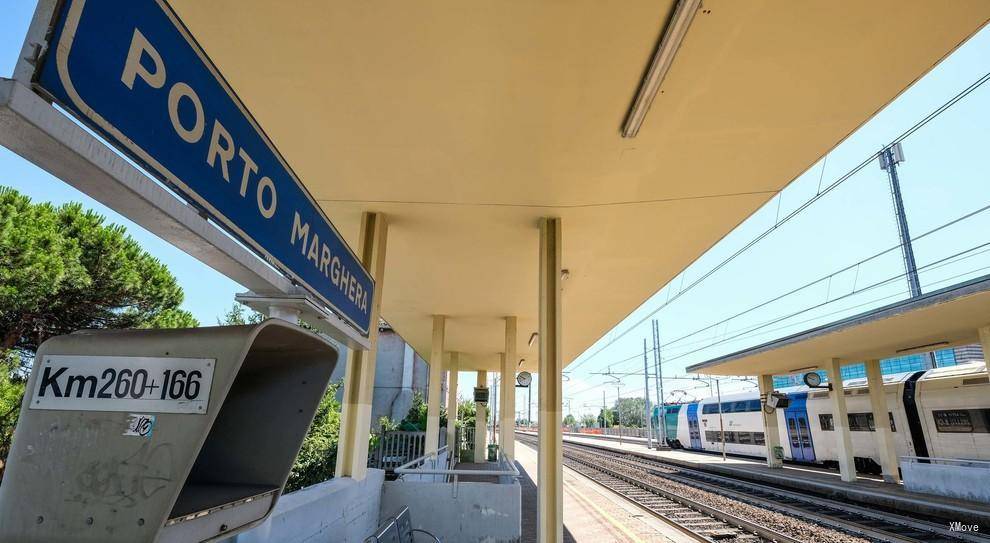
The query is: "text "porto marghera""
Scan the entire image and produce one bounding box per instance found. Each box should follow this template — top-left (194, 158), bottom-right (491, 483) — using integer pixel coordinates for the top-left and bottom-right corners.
top-left (36, 0), bottom-right (374, 334)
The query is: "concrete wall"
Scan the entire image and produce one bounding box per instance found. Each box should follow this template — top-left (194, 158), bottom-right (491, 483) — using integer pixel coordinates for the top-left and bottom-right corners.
top-left (901, 460), bottom-right (990, 504)
top-left (331, 327), bottom-right (445, 430)
top-left (381, 480), bottom-right (521, 543)
top-left (225, 470), bottom-right (385, 543)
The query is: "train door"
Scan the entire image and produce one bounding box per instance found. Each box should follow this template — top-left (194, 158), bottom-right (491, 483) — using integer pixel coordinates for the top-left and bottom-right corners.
top-left (665, 404), bottom-right (682, 446)
top-left (687, 403), bottom-right (702, 449)
top-left (784, 393), bottom-right (816, 462)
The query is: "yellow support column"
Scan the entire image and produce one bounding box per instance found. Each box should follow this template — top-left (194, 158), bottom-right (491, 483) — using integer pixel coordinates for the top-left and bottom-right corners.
top-left (475, 370), bottom-right (488, 463)
top-left (865, 359), bottom-right (900, 483)
top-left (446, 352), bottom-right (460, 458)
top-left (538, 217), bottom-right (563, 543)
top-left (501, 316), bottom-right (517, 460)
top-left (979, 326), bottom-right (990, 379)
top-left (825, 358), bottom-right (857, 483)
top-left (758, 374), bottom-right (783, 469)
top-left (425, 315), bottom-right (446, 455)
top-left (335, 212), bottom-right (388, 480)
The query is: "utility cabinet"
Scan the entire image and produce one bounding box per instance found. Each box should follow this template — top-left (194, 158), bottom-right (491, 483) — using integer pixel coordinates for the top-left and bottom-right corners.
top-left (0, 320), bottom-right (340, 542)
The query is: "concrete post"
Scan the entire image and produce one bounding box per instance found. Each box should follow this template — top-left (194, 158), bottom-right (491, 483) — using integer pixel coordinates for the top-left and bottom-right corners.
top-left (501, 316), bottom-right (518, 460)
top-left (979, 326), bottom-right (990, 379)
top-left (866, 359), bottom-right (900, 483)
top-left (758, 374), bottom-right (783, 469)
top-left (336, 212), bottom-right (388, 480)
top-left (538, 217), bottom-right (563, 543)
top-left (267, 304), bottom-right (301, 323)
top-left (425, 315), bottom-right (446, 455)
top-left (475, 370), bottom-right (488, 463)
top-left (446, 352), bottom-right (460, 458)
top-left (825, 358), bottom-right (857, 482)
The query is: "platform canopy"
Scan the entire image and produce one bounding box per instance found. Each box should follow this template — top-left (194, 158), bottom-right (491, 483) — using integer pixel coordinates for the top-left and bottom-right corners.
top-left (168, 1), bottom-right (989, 371)
top-left (686, 274), bottom-right (990, 377)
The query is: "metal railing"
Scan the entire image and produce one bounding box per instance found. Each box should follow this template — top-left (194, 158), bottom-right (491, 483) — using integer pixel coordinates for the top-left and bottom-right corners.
top-left (579, 427), bottom-right (650, 438)
top-left (394, 447), bottom-right (520, 484)
top-left (368, 429), bottom-right (447, 473)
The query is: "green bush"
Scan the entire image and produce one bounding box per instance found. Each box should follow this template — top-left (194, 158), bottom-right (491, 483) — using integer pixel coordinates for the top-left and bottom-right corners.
top-left (284, 380), bottom-right (342, 493)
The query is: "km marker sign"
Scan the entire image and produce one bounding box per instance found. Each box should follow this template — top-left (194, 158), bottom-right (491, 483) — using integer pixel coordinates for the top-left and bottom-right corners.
top-left (35, 0), bottom-right (374, 335)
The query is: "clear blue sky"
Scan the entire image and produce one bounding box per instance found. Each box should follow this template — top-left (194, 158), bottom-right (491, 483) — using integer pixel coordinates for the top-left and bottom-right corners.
top-left (2, 4), bottom-right (989, 420)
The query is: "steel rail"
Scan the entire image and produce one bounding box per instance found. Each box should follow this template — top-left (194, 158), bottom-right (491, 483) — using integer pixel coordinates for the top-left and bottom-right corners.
top-left (518, 435), bottom-right (797, 543)
top-left (559, 438), bottom-right (987, 543)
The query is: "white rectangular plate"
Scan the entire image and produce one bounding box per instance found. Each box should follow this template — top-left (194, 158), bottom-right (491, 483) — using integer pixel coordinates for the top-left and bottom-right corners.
top-left (30, 355), bottom-right (215, 414)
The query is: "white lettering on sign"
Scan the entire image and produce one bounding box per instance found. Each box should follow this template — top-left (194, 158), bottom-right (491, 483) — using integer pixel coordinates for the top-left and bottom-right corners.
top-left (120, 28), bottom-right (279, 222)
top-left (290, 211), bottom-right (368, 313)
top-left (30, 355), bottom-right (214, 414)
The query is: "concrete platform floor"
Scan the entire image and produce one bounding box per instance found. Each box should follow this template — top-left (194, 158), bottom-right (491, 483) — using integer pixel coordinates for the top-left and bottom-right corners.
top-left (535, 431), bottom-right (990, 526)
top-left (515, 440), bottom-right (697, 543)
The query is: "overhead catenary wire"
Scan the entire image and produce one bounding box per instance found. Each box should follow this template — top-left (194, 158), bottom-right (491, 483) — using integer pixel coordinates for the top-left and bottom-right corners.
top-left (567, 205), bottom-right (990, 396)
top-left (568, 68), bottom-right (990, 372)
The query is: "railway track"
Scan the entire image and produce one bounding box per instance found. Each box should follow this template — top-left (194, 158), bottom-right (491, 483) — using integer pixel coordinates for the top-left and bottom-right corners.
top-left (517, 434), bottom-right (989, 543)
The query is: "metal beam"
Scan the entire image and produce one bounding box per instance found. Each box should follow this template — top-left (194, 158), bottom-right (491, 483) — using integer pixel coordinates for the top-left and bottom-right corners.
top-left (0, 79), bottom-right (293, 294)
top-left (335, 212), bottom-right (388, 480)
top-left (0, 78), bottom-right (371, 349)
top-left (538, 217), bottom-right (563, 543)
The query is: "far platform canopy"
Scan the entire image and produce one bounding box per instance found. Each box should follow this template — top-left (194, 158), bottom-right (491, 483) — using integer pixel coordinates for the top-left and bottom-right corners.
top-left (165, 1), bottom-right (990, 372)
top-left (686, 274), bottom-right (990, 377)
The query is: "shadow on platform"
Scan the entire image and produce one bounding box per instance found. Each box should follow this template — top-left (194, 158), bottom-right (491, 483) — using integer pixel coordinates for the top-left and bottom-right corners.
top-left (515, 458), bottom-right (577, 543)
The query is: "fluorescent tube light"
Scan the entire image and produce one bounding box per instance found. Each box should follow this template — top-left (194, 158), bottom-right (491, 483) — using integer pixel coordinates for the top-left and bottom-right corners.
top-left (622, 0), bottom-right (701, 138)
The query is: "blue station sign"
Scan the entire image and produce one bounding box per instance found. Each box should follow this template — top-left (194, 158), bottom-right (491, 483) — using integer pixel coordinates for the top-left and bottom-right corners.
top-left (36, 0), bottom-right (374, 335)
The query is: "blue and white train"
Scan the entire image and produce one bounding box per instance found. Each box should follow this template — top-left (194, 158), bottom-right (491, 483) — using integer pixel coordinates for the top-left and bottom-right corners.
top-left (662, 362), bottom-right (990, 473)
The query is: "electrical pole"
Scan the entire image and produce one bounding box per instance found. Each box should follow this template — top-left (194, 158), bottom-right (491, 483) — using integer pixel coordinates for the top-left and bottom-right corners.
top-left (616, 383), bottom-right (623, 447)
top-left (602, 390), bottom-right (607, 429)
top-left (527, 385), bottom-right (532, 426)
top-left (652, 319), bottom-right (666, 449)
top-left (642, 338), bottom-right (654, 448)
top-left (881, 142), bottom-right (921, 298)
top-left (881, 142), bottom-right (935, 368)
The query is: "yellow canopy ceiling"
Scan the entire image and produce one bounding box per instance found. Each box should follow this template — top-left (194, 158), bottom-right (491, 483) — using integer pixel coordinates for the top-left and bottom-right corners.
top-left (168, 0), bottom-right (989, 371)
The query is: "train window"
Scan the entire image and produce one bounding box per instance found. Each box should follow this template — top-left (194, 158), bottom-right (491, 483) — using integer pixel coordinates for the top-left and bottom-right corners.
top-left (748, 400), bottom-right (762, 412)
top-left (798, 418), bottom-right (812, 446)
top-left (702, 404), bottom-right (717, 415)
top-left (818, 412), bottom-right (894, 432)
top-left (737, 432), bottom-right (753, 444)
top-left (788, 419), bottom-right (800, 447)
top-left (819, 414), bottom-right (834, 431)
top-left (754, 432), bottom-right (766, 445)
top-left (848, 412), bottom-right (875, 431)
top-left (931, 409), bottom-right (990, 433)
top-left (732, 401), bottom-right (749, 413)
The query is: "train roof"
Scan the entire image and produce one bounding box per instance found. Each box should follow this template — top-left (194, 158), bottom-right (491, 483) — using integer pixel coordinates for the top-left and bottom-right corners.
top-left (686, 362), bottom-right (987, 402)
